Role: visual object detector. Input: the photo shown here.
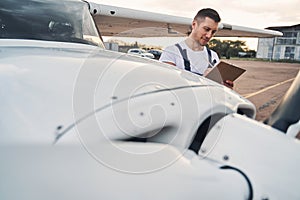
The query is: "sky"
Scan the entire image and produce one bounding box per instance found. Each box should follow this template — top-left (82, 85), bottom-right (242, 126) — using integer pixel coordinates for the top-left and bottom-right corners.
top-left (90, 0), bottom-right (300, 50)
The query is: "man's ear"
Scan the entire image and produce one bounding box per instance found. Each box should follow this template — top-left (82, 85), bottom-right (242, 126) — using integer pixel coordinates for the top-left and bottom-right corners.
top-left (192, 20), bottom-right (197, 30)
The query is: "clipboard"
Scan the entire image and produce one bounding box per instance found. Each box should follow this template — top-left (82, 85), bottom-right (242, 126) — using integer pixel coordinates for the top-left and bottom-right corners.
top-left (205, 61), bottom-right (246, 84)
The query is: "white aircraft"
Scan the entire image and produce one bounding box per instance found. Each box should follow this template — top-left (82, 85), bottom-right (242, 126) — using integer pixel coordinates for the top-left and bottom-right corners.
top-left (1, 0), bottom-right (299, 200)
top-left (89, 2), bottom-right (282, 38)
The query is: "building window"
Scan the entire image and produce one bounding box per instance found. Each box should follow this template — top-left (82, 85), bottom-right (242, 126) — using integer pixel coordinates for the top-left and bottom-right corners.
top-left (276, 38), bottom-right (296, 45)
top-left (276, 31), bottom-right (298, 45)
top-left (284, 46), bottom-right (295, 59)
top-left (283, 32), bottom-right (298, 37)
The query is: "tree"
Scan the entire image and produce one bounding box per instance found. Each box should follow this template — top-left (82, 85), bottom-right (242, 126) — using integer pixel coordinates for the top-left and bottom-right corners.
top-left (208, 39), bottom-right (250, 58)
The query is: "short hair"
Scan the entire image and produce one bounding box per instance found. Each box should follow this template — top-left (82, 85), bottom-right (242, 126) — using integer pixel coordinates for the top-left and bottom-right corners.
top-left (194, 8), bottom-right (221, 23)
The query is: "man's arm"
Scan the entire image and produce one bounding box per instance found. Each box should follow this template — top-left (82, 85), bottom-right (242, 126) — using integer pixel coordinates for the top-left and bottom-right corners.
top-left (159, 45), bottom-right (178, 67)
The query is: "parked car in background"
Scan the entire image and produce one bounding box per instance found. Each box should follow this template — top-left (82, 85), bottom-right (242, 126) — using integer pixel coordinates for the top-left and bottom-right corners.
top-left (238, 51), bottom-right (255, 58)
top-left (127, 48), bottom-right (155, 59)
top-left (148, 49), bottom-right (162, 60)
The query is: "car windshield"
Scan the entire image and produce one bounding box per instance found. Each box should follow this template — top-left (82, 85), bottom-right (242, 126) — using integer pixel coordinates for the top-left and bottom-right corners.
top-left (0, 0), bottom-right (104, 47)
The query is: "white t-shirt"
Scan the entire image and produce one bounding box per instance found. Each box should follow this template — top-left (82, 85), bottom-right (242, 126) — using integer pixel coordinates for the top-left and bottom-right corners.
top-left (159, 40), bottom-right (219, 75)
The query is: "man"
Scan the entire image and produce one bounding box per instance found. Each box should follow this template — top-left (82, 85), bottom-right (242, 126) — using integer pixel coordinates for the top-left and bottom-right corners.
top-left (159, 8), bottom-right (233, 88)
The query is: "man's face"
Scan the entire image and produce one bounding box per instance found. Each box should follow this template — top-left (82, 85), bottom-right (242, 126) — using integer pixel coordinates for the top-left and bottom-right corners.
top-left (191, 17), bottom-right (218, 46)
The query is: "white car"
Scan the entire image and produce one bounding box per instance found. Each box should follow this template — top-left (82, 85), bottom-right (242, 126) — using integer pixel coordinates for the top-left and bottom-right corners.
top-left (127, 48), bottom-right (155, 59)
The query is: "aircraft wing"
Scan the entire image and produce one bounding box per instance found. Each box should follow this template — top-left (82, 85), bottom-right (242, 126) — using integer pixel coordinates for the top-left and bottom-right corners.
top-left (89, 3), bottom-right (283, 38)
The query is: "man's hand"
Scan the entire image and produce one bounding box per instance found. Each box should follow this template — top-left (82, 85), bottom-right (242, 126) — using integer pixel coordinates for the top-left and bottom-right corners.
top-left (204, 68), bottom-right (212, 76)
top-left (223, 80), bottom-right (234, 89)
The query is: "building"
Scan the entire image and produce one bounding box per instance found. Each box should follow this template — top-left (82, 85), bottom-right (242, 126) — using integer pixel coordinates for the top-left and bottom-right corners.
top-left (257, 24), bottom-right (300, 61)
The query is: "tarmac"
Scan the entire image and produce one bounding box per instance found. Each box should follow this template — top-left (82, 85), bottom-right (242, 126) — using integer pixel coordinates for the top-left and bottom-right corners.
top-left (226, 60), bottom-right (300, 121)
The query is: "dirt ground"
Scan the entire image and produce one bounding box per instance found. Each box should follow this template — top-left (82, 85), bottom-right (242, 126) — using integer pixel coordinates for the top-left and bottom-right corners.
top-left (225, 60), bottom-right (300, 121)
